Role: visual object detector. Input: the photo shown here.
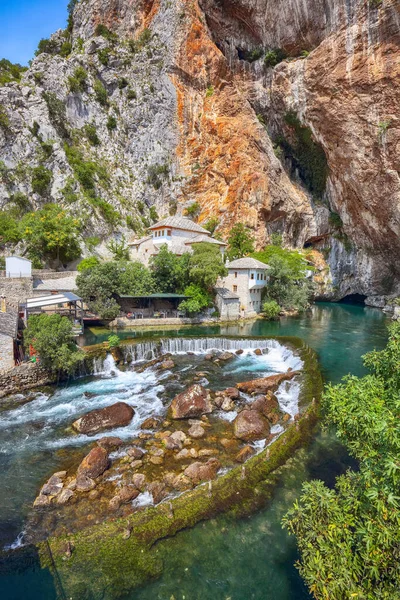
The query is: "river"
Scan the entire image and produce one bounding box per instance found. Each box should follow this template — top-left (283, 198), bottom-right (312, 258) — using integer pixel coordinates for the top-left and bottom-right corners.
top-left (0, 302), bottom-right (390, 600)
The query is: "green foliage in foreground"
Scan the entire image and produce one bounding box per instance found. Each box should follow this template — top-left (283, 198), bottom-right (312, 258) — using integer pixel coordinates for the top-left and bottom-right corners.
top-left (283, 322), bottom-right (400, 599)
top-left (262, 299), bottom-right (281, 320)
top-left (0, 58), bottom-right (27, 85)
top-left (24, 314), bottom-right (83, 373)
top-left (178, 283), bottom-right (212, 316)
top-left (77, 256), bottom-right (100, 272)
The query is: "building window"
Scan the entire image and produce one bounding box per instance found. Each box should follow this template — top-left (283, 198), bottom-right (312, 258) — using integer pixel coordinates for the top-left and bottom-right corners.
top-left (167, 229), bottom-right (171, 236)
top-left (235, 272), bottom-right (237, 278)
top-left (251, 273), bottom-right (254, 280)
top-left (233, 285), bottom-right (238, 293)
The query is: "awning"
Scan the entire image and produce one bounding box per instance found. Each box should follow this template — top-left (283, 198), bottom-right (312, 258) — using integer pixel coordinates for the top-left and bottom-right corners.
top-left (24, 292), bottom-right (82, 310)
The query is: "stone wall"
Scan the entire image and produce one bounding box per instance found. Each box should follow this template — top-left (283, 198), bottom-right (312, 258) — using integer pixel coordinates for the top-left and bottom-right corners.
top-left (0, 363), bottom-right (55, 399)
top-left (0, 277), bottom-right (33, 307)
top-left (0, 333), bottom-right (14, 372)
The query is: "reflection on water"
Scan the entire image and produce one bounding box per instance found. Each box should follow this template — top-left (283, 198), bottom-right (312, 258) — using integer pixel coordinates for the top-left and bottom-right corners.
top-left (0, 303), bottom-right (390, 600)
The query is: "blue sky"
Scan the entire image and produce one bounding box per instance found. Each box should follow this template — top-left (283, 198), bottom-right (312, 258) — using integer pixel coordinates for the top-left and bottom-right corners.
top-left (0, 0), bottom-right (69, 65)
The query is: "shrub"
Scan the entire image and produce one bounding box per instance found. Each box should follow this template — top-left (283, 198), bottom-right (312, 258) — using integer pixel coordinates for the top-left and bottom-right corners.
top-left (77, 256), bottom-right (100, 272)
top-left (85, 236), bottom-right (101, 251)
top-left (98, 48), bottom-right (110, 66)
top-left (138, 28), bottom-right (152, 46)
top-left (328, 211), bottom-right (343, 230)
top-left (149, 206), bottom-right (158, 222)
top-left (127, 88), bottom-right (137, 100)
top-left (35, 38), bottom-right (58, 56)
top-left (262, 300), bottom-right (281, 320)
top-left (206, 85), bottom-right (214, 97)
top-left (126, 215), bottom-right (143, 233)
top-left (24, 314), bottom-right (83, 373)
top-left (270, 232), bottom-right (283, 247)
top-left (264, 48), bottom-right (287, 68)
top-left (33, 72), bottom-right (44, 84)
top-left (32, 165), bottom-right (52, 196)
top-left (68, 66), bottom-right (87, 92)
top-left (108, 334), bottom-right (120, 348)
top-left (93, 79), bottom-right (108, 106)
top-left (84, 122), bottom-right (100, 146)
top-left (64, 144), bottom-right (109, 195)
top-left (189, 242), bottom-right (228, 292)
top-left (0, 58), bottom-right (27, 85)
top-left (178, 284), bottom-right (211, 316)
top-left (0, 211), bottom-right (21, 244)
top-left (118, 77), bottom-right (129, 89)
top-left (106, 114), bottom-right (117, 131)
top-left (61, 177), bottom-right (79, 204)
top-left (95, 24), bottom-right (118, 42)
top-left (59, 41), bottom-right (72, 58)
top-left (10, 192), bottom-right (32, 214)
top-left (106, 236), bottom-right (129, 260)
top-left (92, 198), bottom-right (121, 225)
top-left (185, 201), bottom-right (201, 218)
top-left (147, 164), bottom-right (169, 189)
top-left (42, 91), bottom-right (68, 138)
top-left (0, 105), bottom-right (10, 131)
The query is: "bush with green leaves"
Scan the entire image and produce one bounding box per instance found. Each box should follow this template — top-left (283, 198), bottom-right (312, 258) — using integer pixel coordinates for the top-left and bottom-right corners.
top-left (106, 236), bottom-right (129, 260)
top-left (64, 143), bottom-right (109, 196)
top-left (21, 204), bottom-right (81, 264)
top-left (93, 79), bottom-right (108, 106)
top-left (35, 38), bottom-right (58, 56)
top-left (185, 201), bottom-right (200, 218)
top-left (147, 164), bottom-right (169, 189)
top-left (24, 314), bottom-right (83, 373)
top-left (108, 334), bottom-right (120, 348)
top-left (0, 210), bottom-right (22, 245)
top-left (77, 256), bottom-right (100, 272)
top-left (42, 91), bottom-right (69, 138)
top-left (0, 105), bottom-right (10, 131)
top-left (84, 123), bottom-right (100, 146)
top-left (227, 223), bottom-right (255, 260)
top-left (31, 165), bottom-right (52, 196)
top-left (59, 41), bottom-right (72, 58)
top-left (178, 283), bottom-right (211, 316)
top-left (95, 24), bottom-right (118, 42)
top-left (68, 66), bottom-right (87, 92)
top-left (283, 322), bottom-right (400, 599)
top-left (98, 48), bottom-right (111, 66)
top-left (264, 48), bottom-right (287, 67)
top-left (203, 217), bottom-right (219, 235)
top-left (0, 58), bottom-right (27, 85)
top-left (106, 114), bottom-right (117, 131)
top-left (262, 299), bottom-right (281, 320)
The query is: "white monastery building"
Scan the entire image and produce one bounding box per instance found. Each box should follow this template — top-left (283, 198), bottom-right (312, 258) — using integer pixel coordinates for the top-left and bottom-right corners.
top-left (216, 257), bottom-right (270, 319)
top-left (128, 217), bottom-right (227, 265)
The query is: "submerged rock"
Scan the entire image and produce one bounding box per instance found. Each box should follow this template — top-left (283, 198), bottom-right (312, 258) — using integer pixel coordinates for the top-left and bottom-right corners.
top-left (235, 445), bottom-right (255, 463)
top-left (148, 481), bottom-right (167, 504)
top-left (141, 417), bottom-right (161, 430)
top-left (233, 410), bottom-right (270, 442)
top-left (77, 447), bottom-right (110, 479)
top-left (33, 494), bottom-right (51, 508)
top-left (170, 384), bottom-right (212, 419)
top-left (72, 402), bottom-right (135, 434)
top-left (126, 446), bottom-right (145, 460)
top-left (188, 424), bottom-right (205, 439)
top-left (237, 371), bottom-right (299, 395)
top-left (97, 437), bottom-right (124, 450)
top-left (56, 489), bottom-right (74, 505)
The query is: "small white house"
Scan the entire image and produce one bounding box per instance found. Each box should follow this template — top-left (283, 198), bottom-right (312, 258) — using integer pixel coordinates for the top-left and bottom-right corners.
top-left (217, 257), bottom-right (270, 317)
top-left (128, 217), bottom-right (227, 265)
top-left (5, 256), bottom-right (32, 279)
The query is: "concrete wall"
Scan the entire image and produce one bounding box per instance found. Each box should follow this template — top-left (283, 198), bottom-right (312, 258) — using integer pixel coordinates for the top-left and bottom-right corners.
top-left (0, 333), bottom-right (14, 372)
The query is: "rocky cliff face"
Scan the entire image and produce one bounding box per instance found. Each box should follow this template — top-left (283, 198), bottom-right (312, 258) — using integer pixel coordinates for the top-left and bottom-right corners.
top-left (0, 0), bottom-right (399, 298)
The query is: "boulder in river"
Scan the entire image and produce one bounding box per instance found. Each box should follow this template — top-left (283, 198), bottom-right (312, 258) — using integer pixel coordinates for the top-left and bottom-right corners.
top-left (184, 458), bottom-right (221, 484)
top-left (250, 392), bottom-right (280, 422)
top-left (72, 402), bottom-right (135, 434)
top-left (233, 410), bottom-right (270, 442)
top-left (97, 436), bottom-right (124, 450)
top-left (237, 371), bottom-right (299, 395)
top-left (170, 384), bottom-right (212, 419)
top-left (75, 474), bottom-right (96, 492)
top-left (235, 445), bottom-right (256, 463)
top-left (188, 424), bottom-right (205, 439)
top-left (77, 447), bottom-right (110, 479)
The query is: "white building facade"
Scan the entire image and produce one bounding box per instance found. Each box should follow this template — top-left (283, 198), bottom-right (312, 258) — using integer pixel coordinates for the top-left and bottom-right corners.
top-left (128, 217), bottom-right (226, 265)
top-left (217, 257), bottom-right (270, 317)
top-left (5, 256), bottom-right (32, 278)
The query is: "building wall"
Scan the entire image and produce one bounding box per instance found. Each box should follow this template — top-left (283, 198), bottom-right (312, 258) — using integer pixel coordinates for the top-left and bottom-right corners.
top-left (219, 269), bottom-right (268, 315)
top-left (216, 296), bottom-right (240, 320)
top-left (0, 333), bottom-right (14, 372)
top-left (5, 257), bottom-right (32, 278)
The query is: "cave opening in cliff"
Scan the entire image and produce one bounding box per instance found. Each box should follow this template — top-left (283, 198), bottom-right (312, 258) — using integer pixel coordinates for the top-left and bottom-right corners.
top-left (338, 294), bottom-right (367, 306)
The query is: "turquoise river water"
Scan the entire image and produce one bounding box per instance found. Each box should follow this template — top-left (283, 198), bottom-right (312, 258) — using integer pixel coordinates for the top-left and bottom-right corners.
top-left (0, 302), bottom-right (390, 600)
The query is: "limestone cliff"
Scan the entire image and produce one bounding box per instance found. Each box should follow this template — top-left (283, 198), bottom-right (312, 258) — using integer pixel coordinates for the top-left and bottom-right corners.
top-left (0, 0), bottom-right (399, 298)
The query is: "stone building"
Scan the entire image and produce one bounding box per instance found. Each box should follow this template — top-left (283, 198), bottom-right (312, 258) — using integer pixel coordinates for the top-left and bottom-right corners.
top-left (128, 217), bottom-right (227, 265)
top-left (218, 258), bottom-right (270, 317)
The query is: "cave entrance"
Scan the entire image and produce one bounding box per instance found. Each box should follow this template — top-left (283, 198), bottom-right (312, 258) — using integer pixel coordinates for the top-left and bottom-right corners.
top-left (338, 294), bottom-right (367, 305)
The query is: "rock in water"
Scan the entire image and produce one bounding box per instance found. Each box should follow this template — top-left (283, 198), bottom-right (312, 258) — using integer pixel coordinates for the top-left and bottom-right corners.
top-left (184, 458), bottom-right (221, 484)
top-left (72, 402), bottom-right (135, 434)
top-left (97, 436), bottom-right (124, 450)
top-left (235, 445), bottom-right (256, 463)
top-left (76, 474), bottom-right (96, 492)
top-left (237, 371), bottom-right (299, 395)
top-left (77, 447), bottom-right (110, 479)
top-left (233, 410), bottom-right (270, 442)
top-left (170, 385), bottom-right (212, 419)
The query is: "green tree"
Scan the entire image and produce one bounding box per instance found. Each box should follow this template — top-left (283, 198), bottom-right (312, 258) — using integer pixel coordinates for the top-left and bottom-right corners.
top-left (106, 236), bottom-right (130, 261)
top-left (24, 314), bottom-right (83, 373)
top-left (178, 283), bottom-right (211, 316)
top-left (261, 254), bottom-right (312, 312)
top-left (119, 261), bottom-right (154, 295)
top-left (262, 299), bottom-right (280, 320)
top-left (21, 204), bottom-right (82, 265)
top-left (32, 165), bottom-right (52, 196)
top-left (0, 211), bottom-right (22, 245)
top-left (203, 217), bottom-right (219, 235)
top-left (76, 261), bottom-right (120, 320)
top-left (227, 223), bottom-right (255, 260)
top-left (283, 322), bottom-right (400, 599)
top-left (189, 243), bottom-right (228, 292)
top-left (150, 245), bottom-right (190, 293)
